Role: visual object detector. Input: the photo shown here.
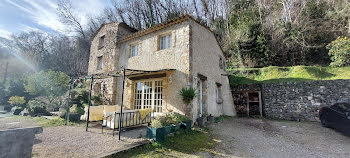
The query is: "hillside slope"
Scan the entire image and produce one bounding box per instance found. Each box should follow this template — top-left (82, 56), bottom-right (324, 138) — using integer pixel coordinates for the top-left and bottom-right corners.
top-left (228, 66), bottom-right (350, 86)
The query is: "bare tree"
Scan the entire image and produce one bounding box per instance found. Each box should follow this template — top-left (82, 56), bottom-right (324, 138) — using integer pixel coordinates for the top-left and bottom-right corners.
top-left (57, 0), bottom-right (86, 39)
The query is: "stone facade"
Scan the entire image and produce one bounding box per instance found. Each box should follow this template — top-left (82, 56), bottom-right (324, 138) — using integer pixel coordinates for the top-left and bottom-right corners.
top-left (87, 16), bottom-right (236, 121)
top-left (232, 79), bottom-right (350, 121)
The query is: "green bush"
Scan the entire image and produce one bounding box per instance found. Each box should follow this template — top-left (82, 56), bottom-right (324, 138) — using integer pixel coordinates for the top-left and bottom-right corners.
top-left (58, 111), bottom-right (81, 122)
top-left (68, 113), bottom-right (81, 122)
top-left (179, 87), bottom-right (196, 104)
top-left (327, 36), bottom-right (350, 67)
top-left (151, 113), bottom-right (191, 128)
top-left (8, 96), bottom-right (26, 108)
top-left (91, 95), bottom-right (103, 106)
top-left (164, 113), bottom-right (191, 125)
top-left (28, 100), bottom-right (47, 115)
top-left (69, 104), bottom-right (84, 115)
top-left (150, 117), bottom-right (163, 128)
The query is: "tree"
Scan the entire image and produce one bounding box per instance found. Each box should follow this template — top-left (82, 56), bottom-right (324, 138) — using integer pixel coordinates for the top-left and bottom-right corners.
top-left (24, 70), bottom-right (70, 103)
top-left (327, 36), bottom-right (350, 67)
top-left (8, 96), bottom-right (26, 108)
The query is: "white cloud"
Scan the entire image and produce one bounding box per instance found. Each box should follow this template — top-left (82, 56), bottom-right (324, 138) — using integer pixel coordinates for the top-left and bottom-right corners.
top-left (20, 24), bottom-right (42, 33)
top-left (6, 0), bottom-right (65, 33)
top-left (0, 28), bottom-right (12, 40)
top-left (5, 0), bottom-right (109, 35)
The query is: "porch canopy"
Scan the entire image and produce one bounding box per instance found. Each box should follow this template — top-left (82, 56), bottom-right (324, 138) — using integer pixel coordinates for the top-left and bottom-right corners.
top-left (90, 68), bottom-right (175, 80)
top-left (70, 68), bottom-right (175, 140)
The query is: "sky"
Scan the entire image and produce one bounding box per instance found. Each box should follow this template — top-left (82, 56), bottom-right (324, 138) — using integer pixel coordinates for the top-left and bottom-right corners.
top-left (0, 0), bottom-right (112, 39)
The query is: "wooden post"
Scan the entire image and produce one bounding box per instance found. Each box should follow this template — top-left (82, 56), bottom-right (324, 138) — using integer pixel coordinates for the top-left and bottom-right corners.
top-left (86, 76), bottom-right (94, 132)
top-left (118, 67), bottom-right (126, 140)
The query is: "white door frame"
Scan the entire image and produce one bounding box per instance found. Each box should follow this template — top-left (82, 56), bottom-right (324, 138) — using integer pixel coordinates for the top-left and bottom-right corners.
top-left (133, 78), bottom-right (163, 114)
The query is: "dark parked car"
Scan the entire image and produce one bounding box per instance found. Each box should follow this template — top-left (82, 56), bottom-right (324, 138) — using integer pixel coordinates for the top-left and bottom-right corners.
top-left (319, 102), bottom-right (350, 135)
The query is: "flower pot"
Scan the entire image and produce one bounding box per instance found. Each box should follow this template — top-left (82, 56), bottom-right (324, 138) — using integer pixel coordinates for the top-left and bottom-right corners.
top-left (147, 126), bottom-right (166, 142)
top-left (181, 120), bottom-right (192, 132)
top-left (164, 125), bottom-right (173, 134)
top-left (196, 116), bottom-right (207, 126)
top-left (207, 115), bottom-right (215, 123)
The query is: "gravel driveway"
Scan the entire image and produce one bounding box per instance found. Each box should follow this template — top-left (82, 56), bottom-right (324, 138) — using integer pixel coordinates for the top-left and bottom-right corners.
top-left (209, 117), bottom-right (350, 158)
top-left (32, 125), bottom-right (149, 158)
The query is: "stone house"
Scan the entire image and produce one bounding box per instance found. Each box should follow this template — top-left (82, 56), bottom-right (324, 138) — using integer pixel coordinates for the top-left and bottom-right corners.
top-left (87, 15), bottom-right (236, 121)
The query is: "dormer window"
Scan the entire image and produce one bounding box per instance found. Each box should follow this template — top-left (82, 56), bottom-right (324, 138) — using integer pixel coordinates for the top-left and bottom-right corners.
top-left (97, 56), bottom-right (103, 70)
top-left (159, 34), bottom-right (171, 50)
top-left (98, 35), bottom-right (105, 48)
top-left (131, 44), bottom-right (139, 57)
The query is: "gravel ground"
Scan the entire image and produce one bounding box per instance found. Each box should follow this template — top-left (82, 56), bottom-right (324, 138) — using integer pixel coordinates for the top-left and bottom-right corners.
top-left (208, 117), bottom-right (350, 158)
top-left (32, 125), bottom-right (149, 158)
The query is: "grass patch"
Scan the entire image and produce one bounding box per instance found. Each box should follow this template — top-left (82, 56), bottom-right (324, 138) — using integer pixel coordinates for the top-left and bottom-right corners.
top-left (228, 66), bottom-right (350, 86)
top-left (32, 117), bottom-right (79, 127)
top-left (2, 116), bottom-right (80, 127)
top-left (109, 129), bottom-right (215, 158)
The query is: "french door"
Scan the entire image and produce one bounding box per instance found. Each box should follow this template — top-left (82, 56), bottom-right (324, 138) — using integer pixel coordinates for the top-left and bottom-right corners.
top-left (134, 79), bottom-right (163, 113)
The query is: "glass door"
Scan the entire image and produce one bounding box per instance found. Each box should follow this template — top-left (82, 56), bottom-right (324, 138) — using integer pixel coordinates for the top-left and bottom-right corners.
top-left (133, 79), bottom-right (163, 113)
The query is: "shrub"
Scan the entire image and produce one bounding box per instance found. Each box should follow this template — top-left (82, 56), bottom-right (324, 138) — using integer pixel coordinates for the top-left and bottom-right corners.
top-left (151, 117), bottom-right (163, 128)
top-left (69, 104), bottom-right (84, 115)
top-left (179, 87), bottom-right (196, 104)
top-left (68, 113), bottom-right (81, 122)
top-left (8, 96), bottom-right (26, 108)
top-left (91, 95), bottom-right (103, 106)
top-left (28, 100), bottom-right (47, 115)
top-left (164, 113), bottom-right (191, 125)
top-left (327, 36), bottom-right (350, 67)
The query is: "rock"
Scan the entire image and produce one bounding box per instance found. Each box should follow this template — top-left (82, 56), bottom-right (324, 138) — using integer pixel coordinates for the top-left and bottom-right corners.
top-left (20, 108), bottom-right (29, 116)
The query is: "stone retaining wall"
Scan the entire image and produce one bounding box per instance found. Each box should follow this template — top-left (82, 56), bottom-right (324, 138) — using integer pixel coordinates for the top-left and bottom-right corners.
top-left (263, 79), bottom-right (350, 121)
top-left (232, 79), bottom-right (350, 121)
top-left (0, 126), bottom-right (42, 158)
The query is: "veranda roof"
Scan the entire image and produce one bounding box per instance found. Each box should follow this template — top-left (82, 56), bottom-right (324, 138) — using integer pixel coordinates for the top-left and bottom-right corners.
top-left (72, 68), bottom-right (175, 81)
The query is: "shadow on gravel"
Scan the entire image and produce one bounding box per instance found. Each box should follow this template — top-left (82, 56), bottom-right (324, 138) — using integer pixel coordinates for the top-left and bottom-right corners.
top-left (240, 118), bottom-right (280, 134)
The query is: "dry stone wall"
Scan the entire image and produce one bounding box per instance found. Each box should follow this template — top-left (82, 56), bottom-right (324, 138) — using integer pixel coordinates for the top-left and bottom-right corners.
top-left (232, 79), bottom-right (350, 121)
top-left (262, 79), bottom-right (350, 121)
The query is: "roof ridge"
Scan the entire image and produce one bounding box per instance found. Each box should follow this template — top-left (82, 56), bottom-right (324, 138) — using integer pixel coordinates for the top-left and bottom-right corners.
top-left (119, 15), bottom-right (194, 42)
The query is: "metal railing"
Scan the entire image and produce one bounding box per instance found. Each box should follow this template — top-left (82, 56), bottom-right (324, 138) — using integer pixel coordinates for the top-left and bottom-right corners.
top-left (102, 110), bottom-right (152, 136)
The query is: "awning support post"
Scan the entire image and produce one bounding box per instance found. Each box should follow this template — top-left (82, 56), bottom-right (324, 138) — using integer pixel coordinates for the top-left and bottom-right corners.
top-left (118, 66), bottom-right (126, 140)
top-left (86, 75), bottom-right (94, 132)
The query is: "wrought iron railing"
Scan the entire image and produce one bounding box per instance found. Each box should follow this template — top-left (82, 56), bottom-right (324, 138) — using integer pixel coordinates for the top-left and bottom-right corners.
top-left (102, 110), bottom-right (152, 136)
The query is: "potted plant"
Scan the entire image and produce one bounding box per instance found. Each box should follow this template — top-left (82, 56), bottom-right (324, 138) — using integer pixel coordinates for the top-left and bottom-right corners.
top-left (147, 113), bottom-right (192, 142)
top-left (146, 118), bottom-right (166, 142)
top-left (179, 87), bottom-right (196, 117)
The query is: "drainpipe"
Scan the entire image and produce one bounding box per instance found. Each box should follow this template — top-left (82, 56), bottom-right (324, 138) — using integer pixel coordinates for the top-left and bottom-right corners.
top-left (199, 80), bottom-right (203, 117)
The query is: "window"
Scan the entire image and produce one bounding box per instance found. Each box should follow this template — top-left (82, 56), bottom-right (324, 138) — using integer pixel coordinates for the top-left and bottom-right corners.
top-left (131, 44), bottom-right (139, 57)
top-left (99, 35), bottom-right (105, 48)
top-left (159, 34), bottom-right (171, 50)
top-left (333, 103), bottom-right (350, 112)
top-left (134, 80), bottom-right (163, 112)
top-left (216, 83), bottom-right (223, 104)
top-left (97, 56), bottom-right (103, 70)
